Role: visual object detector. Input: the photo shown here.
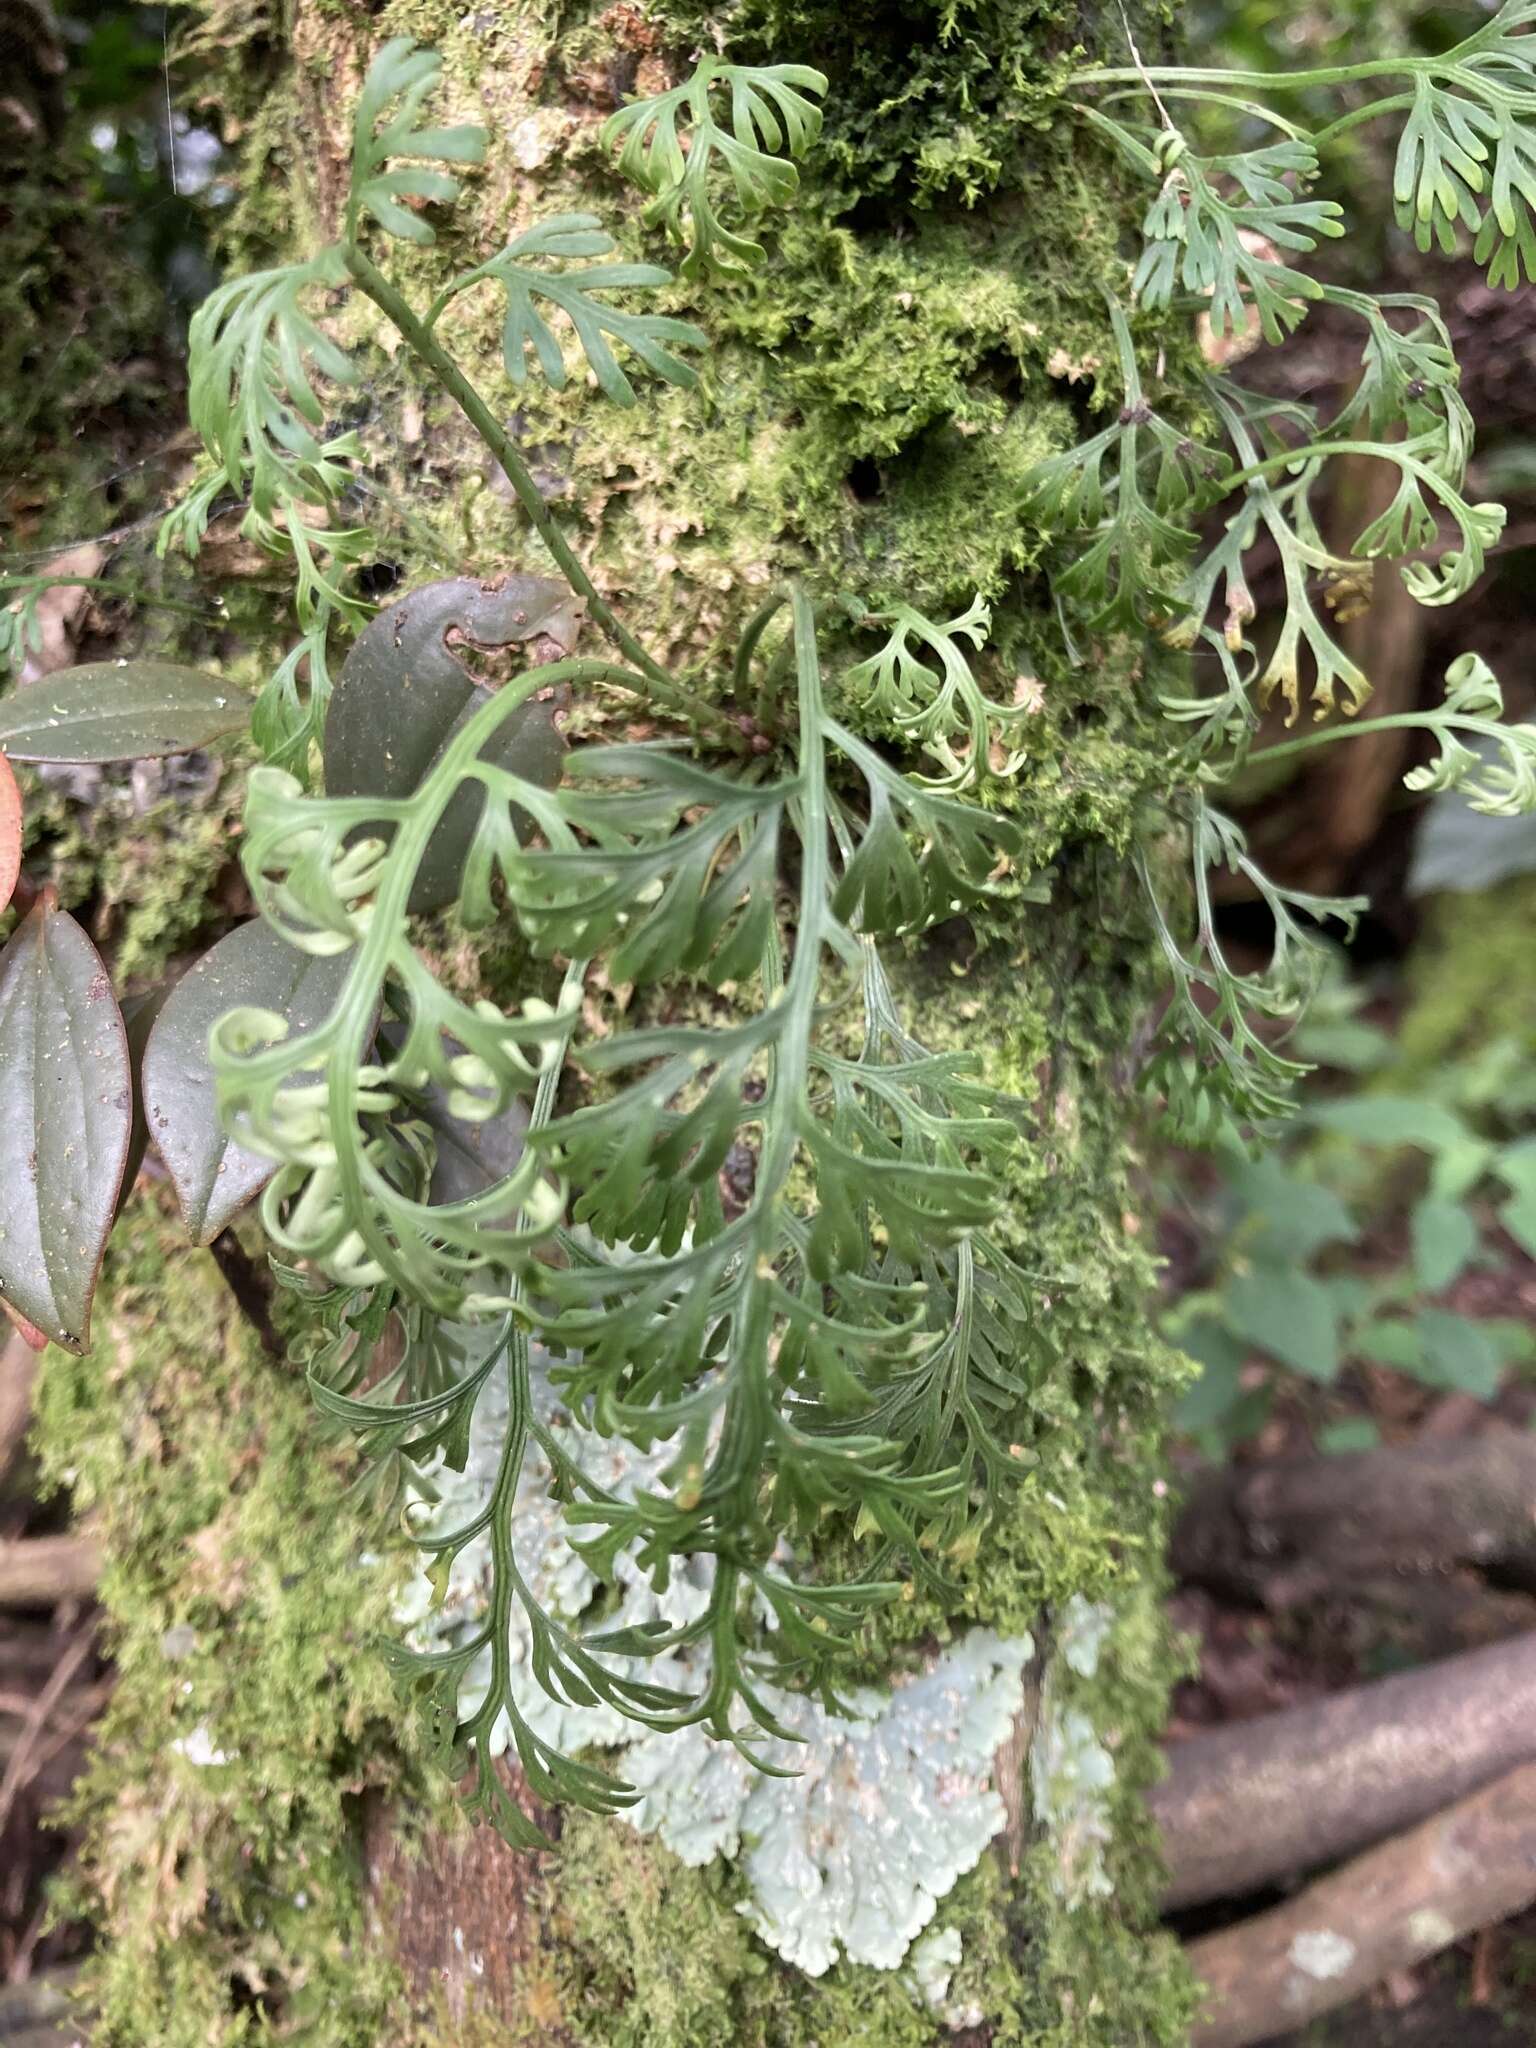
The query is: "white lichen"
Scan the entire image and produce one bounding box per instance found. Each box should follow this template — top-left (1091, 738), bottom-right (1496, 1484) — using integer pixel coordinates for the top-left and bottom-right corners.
top-left (397, 1346), bottom-right (1050, 1973)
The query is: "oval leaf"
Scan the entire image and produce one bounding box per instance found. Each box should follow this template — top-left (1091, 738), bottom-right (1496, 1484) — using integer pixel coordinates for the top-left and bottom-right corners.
top-left (325, 577), bottom-right (574, 911)
top-left (0, 750), bottom-right (19, 914)
top-left (0, 894), bottom-right (131, 1349)
top-left (142, 920), bottom-right (356, 1245)
top-left (0, 662), bottom-right (248, 762)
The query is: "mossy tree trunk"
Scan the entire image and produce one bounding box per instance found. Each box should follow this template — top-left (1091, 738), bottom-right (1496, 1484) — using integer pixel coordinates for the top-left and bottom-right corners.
top-left (41, 1), bottom-right (1199, 2042)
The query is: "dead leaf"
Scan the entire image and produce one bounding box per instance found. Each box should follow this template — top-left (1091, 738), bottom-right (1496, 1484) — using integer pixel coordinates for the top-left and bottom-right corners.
top-left (0, 750), bottom-right (19, 913)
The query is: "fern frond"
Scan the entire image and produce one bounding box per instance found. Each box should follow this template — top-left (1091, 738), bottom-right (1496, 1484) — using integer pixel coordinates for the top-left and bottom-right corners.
top-left (1135, 135), bottom-right (1343, 342)
top-left (347, 35), bottom-right (486, 246)
top-left (602, 57), bottom-right (828, 279)
top-left (431, 213), bottom-right (705, 407)
top-left (1404, 653), bottom-right (1536, 815)
top-left (1138, 800), bottom-right (1364, 1142)
top-left (845, 598), bottom-right (1034, 788)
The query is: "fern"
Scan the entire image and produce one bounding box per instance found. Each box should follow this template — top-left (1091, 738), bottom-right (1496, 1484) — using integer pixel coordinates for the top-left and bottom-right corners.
top-left (602, 56), bottom-right (828, 279)
top-left (211, 585), bottom-right (1038, 1816)
top-left (844, 597), bottom-right (1035, 789)
top-left (426, 213), bottom-right (705, 407)
top-left (345, 34), bottom-right (487, 246)
top-left (1137, 800), bottom-right (1364, 1142)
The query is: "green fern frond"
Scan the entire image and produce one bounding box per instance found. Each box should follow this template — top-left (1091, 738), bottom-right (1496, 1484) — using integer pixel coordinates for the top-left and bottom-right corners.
top-left (214, 588), bottom-right (1040, 1806)
top-left (346, 35), bottom-right (487, 246)
top-left (603, 56), bottom-right (828, 278)
top-left (845, 598), bottom-right (1034, 788)
top-left (430, 213), bottom-right (706, 406)
top-left (1135, 135), bottom-right (1343, 342)
top-left (1404, 654), bottom-right (1536, 815)
top-left (1138, 800), bottom-right (1365, 1142)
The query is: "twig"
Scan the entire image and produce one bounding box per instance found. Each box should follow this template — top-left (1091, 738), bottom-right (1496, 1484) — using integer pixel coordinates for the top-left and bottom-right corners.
top-left (1187, 1761), bottom-right (1536, 2047)
top-left (0, 1335), bottom-right (37, 1486)
top-left (0, 1534), bottom-right (102, 1611)
top-left (1173, 1429), bottom-right (1536, 1605)
top-left (1154, 1629), bottom-right (1536, 1909)
top-left (0, 1629), bottom-right (95, 1839)
top-left (206, 1231), bottom-right (281, 1358)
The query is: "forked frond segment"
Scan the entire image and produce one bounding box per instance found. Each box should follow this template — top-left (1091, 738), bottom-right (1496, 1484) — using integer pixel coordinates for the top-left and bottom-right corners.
top-left (603, 56), bottom-right (828, 278)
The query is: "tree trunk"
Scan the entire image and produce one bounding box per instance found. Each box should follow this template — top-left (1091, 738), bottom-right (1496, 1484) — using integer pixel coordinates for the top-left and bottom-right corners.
top-left (36, 3), bottom-right (1197, 2043)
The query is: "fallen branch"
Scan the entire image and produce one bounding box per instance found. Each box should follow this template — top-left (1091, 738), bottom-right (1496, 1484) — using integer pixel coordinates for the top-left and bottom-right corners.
top-left (0, 1531), bottom-right (101, 1609)
top-left (1154, 1629), bottom-right (1536, 1908)
top-left (1187, 1761), bottom-right (1536, 2047)
top-left (1173, 1430), bottom-right (1536, 1605)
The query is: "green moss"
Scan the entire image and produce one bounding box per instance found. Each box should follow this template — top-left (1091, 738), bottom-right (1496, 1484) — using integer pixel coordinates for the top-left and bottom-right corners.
top-left (32, 1197), bottom-right (431, 2047)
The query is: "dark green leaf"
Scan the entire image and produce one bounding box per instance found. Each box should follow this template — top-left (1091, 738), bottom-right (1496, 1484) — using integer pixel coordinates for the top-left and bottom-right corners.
top-left (1172, 1316), bottom-right (1249, 1429)
top-left (0, 663), bottom-right (249, 763)
top-left (143, 921), bottom-right (356, 1244)
top-left (1495, 1138), bottom-right (1536, 1260)
top-left (1222, 1264), bottom-right (1339, 1381)
top-left (1410, 1196), bottom-right (1479, 1294)
top-left (1223, 1150), bottom-right (1358, 1263)
top-left (324, 577), bottom-right (572, 911)
top-left (0, 894), bottom-right (131, 1348)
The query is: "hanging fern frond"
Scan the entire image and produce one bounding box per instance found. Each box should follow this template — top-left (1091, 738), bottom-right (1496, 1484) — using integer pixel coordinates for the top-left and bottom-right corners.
top-left (603, 57), bottom-right (828, 278)
top-left (428, 213), bottom-right (706, 406)
top-left (1134, 135), bottom-right (1344, 342)
top-left (1137, 800), bottom-right (1364, 1142)
top-left (212, 588), bottom-right (1041, 1806)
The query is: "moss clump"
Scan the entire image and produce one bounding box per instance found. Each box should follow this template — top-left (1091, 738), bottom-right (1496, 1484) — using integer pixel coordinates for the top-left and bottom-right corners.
top-left (32, 1198), bottom-right (431, 2047)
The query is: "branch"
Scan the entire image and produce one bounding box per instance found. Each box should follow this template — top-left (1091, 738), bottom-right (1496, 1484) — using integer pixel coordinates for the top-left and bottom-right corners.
top-left (1187, 1762), bottom-right (1536, 2047)
top-left (1173, 1430), bottom-right (1536, 1606)
top-left (1153, 1629), bottom-right (1536, 1908)
top-left (0, 1530), bottom-right (102, 1609)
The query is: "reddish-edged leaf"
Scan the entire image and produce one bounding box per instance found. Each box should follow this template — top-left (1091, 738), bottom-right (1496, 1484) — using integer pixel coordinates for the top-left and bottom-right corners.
top-left (0, 893), bottom-right (131, 1349)
top-left (0, 662), bottom-right (248, 762)
top-left (1, 1300), bottom-right (50, 1353)
top-left (142, 920), bottom-right (355, 1245)
top-left (325, 576), bottom-right (572, 911)
top-left (0, 751), bottom-right (19, 914)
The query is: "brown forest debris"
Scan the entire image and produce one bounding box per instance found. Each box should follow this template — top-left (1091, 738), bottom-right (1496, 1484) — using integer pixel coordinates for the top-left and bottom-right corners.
top-left (1186, 1762), bottom-right (1536, 2048)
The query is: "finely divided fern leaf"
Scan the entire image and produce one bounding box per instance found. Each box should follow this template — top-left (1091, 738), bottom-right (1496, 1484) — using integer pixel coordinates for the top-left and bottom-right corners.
top-left (603, 57), bottom-right (828, 278)
top-left (347, 36), bottom-right (486, 246)
top-left (433, 214), bottom-right (705, 406)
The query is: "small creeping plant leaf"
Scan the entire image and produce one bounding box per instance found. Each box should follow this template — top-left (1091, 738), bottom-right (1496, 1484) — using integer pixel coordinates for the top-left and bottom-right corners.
top-left (347, 36), bottom-right (487, 247)
top-left (324, 576), bottom-right (575, 912)
top-left (603, 56), bottom-right (828, 279)
top-left (0, 892), bottom-right (131, 1349)
top-left (434, 214), bottom-right (705, 407)
top-left (143, 921), bottom-right (358, 1246)
top-left (0, 751), bottom-right (19, 914)
top-left (0, 662), bottom-right (249, 762)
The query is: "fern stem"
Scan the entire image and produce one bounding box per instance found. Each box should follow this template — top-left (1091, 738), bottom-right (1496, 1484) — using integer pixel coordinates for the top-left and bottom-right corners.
top-left (340, 244), bottom-right (745, 749)
top-left (1074, 60), bottom-right (1422, 91)
top-left (1245, 712), bottom-right (1459, 767)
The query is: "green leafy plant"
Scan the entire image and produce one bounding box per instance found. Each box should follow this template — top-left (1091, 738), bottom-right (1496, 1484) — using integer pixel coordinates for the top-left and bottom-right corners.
top-left (1168, 998), bottom-right (1536, 1448)
top-left (9, 7), bottom-right (1536, 1848)
top-left (1036, 0), bottom-right (1536, 1137)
